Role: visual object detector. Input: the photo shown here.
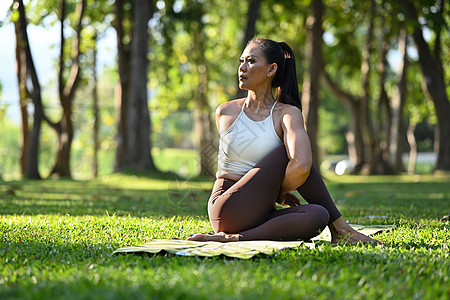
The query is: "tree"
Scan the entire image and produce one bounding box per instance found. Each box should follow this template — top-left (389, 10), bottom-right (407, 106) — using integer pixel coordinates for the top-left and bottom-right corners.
top-left (13, 0), bottom-right (111, 179)
top-left (13, 0), bottom-right (45, 179)
top-left (235, 0), bottom-right (262, 99)
top-left (13, 1), bottom-right (29, 176)
top-left (321, 0), bottom-right (404, 174)
top-left (358, 0), bottom-right (376, 174)
top-left (124, 0), bottom-right (155, 170)
top-left (400, 0), bottom-right (450, 171)
top-left (113, 0), bottom-right (132, 171)
top-left (388, 29), bottom-right (408, 172)
top-left (192, 22), bottom-right (216, 177)
top-left (176, 0), bottom-right (216, 177)
top-left (147, 1), bottom-right (249, 176)
top-left (301, 0), bottom-right (323, 168)
top-left (91, 32), bottom-right (99, 178)
top-left (47, 0), bottom-right (86, 178)
top-left (114, 0), bottom-right (156, 171)
top-left (373, 10), bottom-right (393, 174)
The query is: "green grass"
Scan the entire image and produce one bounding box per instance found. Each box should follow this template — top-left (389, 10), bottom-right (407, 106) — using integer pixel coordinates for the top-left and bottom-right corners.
top-left (1, 165), bottom-right (449, 299)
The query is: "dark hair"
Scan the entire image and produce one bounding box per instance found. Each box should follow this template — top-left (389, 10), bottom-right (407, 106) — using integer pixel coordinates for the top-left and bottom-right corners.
top-left (247, 38), bottom-right (302, 111)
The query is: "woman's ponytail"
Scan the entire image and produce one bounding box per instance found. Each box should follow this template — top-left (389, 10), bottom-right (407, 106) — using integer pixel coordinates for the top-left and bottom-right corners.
top-left (247, 38), bottom-right (302, 111)
top-left (276, 42), bottom-right (301, 111)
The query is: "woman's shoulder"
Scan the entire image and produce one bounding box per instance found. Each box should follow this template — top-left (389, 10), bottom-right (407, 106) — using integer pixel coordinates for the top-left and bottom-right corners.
top-left (216, 98), bottom-right (245, 116)
top-left (275, 102), bottom-right (302, 117)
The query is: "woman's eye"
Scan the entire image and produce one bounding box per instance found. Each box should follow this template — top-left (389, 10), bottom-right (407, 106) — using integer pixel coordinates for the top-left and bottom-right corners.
top-left (248, 59), bottom-right (255, 63)
top-left (239, 59), bottom-right (244, 63)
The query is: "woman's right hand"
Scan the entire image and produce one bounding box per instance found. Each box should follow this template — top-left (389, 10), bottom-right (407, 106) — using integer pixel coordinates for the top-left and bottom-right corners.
top-left (276, 192), bottom-right (301, 207)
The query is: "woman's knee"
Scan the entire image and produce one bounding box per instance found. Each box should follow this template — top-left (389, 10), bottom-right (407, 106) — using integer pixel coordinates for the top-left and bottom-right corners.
top-left (308, 204), bottom-right (330, 229)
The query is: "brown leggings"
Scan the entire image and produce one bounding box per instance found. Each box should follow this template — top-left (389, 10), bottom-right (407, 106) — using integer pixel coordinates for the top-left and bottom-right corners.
top-left (208, 144), bottom-right (342, 241)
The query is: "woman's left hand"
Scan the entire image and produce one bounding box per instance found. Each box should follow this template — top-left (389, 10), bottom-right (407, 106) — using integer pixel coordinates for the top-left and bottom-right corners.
top-left (276, 192), bottom-right (301, 207)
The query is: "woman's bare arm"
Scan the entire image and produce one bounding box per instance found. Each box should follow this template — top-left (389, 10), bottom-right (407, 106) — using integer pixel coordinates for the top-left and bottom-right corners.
top-left (278, 106), bottom-right (312, 199)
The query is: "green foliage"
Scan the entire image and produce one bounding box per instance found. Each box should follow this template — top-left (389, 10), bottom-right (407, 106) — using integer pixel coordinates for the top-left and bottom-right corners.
top-left (323, 171), bottom-right (450, 223)
top-left (1, 173), bottom-right (449, 299)
top-left (319, 0), bottom-right (448, 157)
top-left (37, 123), bottom-right (59, 176)
top-left (0, 118), bottom-right (20, 179)
top-left (318, 93), bottom-right (349, 154)
top-left (69, 146), bottom-right (200, 180)
top-left (152, 111), bottom-right (195, 149)
top-left (70, 65), bottom-right (118, 178)
top-left (149, 0), bottom-right (246, 115)
top-left (26, 0), bottom-right (59, 25)
top-left (257, 1), bottom-right (309, 77)
top-left (152, 147), bottom-right (200, 176)
top-left (5, 0), bottom-right (448, 177)
top-left (147, 0), bottom-right (249, 149)
top-left (323, 1), bottom-right (366, 90)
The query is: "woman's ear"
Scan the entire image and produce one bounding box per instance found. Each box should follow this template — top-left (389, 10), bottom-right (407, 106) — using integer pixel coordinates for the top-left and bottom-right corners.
top-left (267, 63), bottom-right (278, 78)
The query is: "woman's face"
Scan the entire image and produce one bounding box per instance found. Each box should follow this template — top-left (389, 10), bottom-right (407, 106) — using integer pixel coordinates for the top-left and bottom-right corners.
top-left (238, 43), bottom-right (274, 91)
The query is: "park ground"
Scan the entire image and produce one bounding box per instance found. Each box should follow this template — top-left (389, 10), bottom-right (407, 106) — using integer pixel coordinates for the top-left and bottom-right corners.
top-left (0, 149), bottom-right (449, 299)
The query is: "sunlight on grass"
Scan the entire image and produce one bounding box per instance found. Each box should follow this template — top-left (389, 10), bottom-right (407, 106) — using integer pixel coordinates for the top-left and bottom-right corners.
top-left (324, 171), bottom-right (450, 184)
top-left (152, 148), bottom-right (201, 177)
top-left (100, 172), bottom-right (213, 191)
top-left (1, 168), bottom-right (449, 299)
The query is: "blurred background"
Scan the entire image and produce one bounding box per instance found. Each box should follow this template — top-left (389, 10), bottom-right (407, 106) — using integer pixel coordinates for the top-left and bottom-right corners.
top-left (0, 0), bottom-right (448, 180)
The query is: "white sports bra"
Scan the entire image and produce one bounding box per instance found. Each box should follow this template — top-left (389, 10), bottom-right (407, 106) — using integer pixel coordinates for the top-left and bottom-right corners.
top-left (216, 101), bottom-right (283, 178)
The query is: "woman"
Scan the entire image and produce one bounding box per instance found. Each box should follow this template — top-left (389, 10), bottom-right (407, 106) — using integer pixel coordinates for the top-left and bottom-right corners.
top-left (188, 38), bottom-right (380, 244)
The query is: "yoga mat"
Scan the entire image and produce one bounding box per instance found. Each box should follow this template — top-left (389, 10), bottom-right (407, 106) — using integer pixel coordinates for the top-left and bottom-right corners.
top-left (113, 224), bottom-right (391, 259)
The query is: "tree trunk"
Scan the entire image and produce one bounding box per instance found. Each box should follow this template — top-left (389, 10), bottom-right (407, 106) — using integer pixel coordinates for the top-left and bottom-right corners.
top-left (359, 0), bottom-right (376, 174)
top-left (323, 0), bottom-right (380, 174)
top-left (49, 0), bottom-right (85, 178)
top-left (51, 111), bottom-right (73, 177)
top-left (14, 0), bottom-right (44, 179)
top-left (27, 107), bottom-right (44, 179)
top-left (92, 34), bottom-right (99, 178)
top-left (124, 0), bottom-right (155, 170)
top-left (14, 15), bottom-right (29, 176)
top-left (114, 0), bottom-right (132, 171)
top-left (236, 0), bottom-right (262, 99)
top-left (195, 98), bottom-right (216, 177)
top-left (19, 95), bottom-right (29, 176)
top-left (407, 113), bottom-right (420, 174)
top-left (193, 29), bottom-right (216, 177)
top-left (301, 0), bottom-right (323, 168)
top-left (373, 25), bottom-right (393, 175)
top-left (400, 0), bottom-right (450, 171)
top-left (347, 101), bottom-right (365, 173)
top-left (320, 68), bottom-right (365, 171)
top-left (389, 29), bottom-right (408, 172)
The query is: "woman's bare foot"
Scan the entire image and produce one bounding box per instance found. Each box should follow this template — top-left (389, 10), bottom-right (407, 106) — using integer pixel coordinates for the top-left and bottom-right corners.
top-left (331, 229), bottom-right (382, 245)
top-left (186, 232), bottom-right (241, 242)
top-left (329, 217), bottom-right (383, 245)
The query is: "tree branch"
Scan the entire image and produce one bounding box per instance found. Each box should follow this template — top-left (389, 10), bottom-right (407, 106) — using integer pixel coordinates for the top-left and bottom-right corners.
top-left (58, 0), bottom-right (65, 99)
top-left (63, 0), bottom-right (86, 103)
top-left (319, 63), bottom-right (359, 110)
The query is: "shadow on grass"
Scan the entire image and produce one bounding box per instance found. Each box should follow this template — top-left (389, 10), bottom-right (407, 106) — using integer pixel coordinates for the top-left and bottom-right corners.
top-left (1, 172), bottom-right (449, 221)
top-left (0, 171), bottom-right (213, 217)
top-left (319, 177), bottom-right (450, 222)
top-left (2, 237), bottom-right (448, 300)
top-left (117, 168), bottom-right (215, 182)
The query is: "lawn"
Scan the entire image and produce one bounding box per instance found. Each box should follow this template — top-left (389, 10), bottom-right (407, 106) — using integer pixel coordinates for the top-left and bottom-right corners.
top-left (1, 160), bottom-right (449, 299)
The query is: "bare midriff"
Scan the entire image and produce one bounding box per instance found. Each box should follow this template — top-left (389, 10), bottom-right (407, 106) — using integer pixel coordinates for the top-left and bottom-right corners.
top-left (217, 173), bottom-right (243, 181)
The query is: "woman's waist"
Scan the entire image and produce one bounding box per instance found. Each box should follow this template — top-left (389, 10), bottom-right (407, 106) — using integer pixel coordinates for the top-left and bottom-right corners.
top-left (216, 172), bottom-right (242, 181)
top-left (216, 157), bottom-right (252, 180)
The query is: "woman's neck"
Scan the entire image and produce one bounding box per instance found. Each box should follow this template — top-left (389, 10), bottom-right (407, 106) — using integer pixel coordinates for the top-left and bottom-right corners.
top-left (244, 90), bottom-right (275, 113)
